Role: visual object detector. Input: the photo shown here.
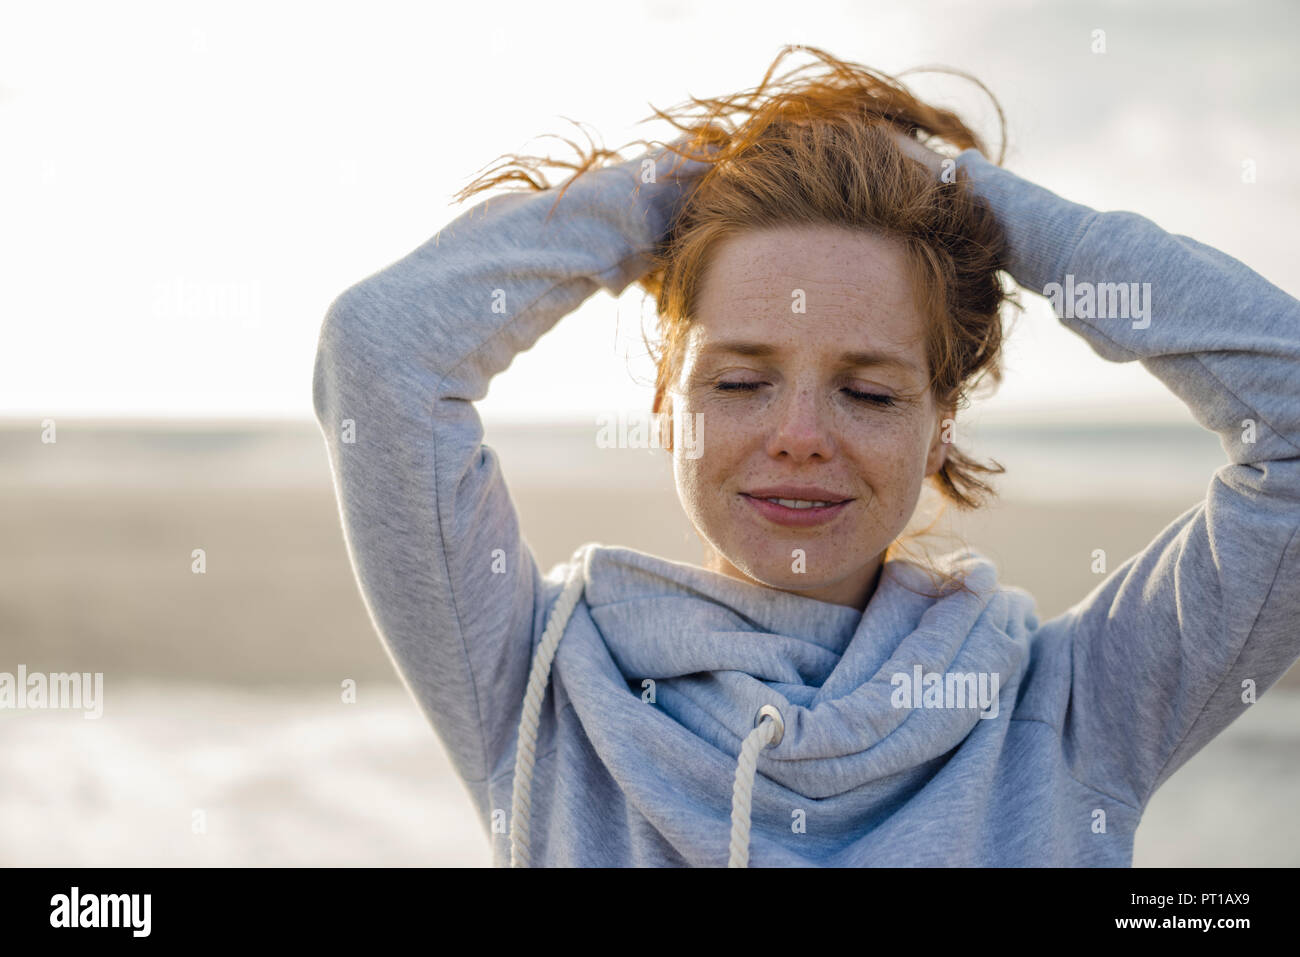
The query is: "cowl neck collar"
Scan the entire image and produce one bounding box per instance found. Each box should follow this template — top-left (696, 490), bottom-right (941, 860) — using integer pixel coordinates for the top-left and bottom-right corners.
top-left (555, 544), bottom-right (1037, 800)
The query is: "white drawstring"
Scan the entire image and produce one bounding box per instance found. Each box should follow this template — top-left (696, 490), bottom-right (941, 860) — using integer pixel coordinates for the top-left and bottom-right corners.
top-left (509, 553), bottom-right (588, 868)
top-left (508, 545), bottom-right (786, 869)
top-left (728, 703), bottom-right (785, 868)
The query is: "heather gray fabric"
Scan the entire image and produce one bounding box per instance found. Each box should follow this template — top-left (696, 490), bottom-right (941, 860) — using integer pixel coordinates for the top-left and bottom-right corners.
top-left (311, 140), bottom-right (1300, 866)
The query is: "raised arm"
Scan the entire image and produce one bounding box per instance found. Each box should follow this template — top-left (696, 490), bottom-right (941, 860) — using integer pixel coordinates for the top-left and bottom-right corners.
top-left (311, 139), bottom-right (707, 808)
top-left (952, 146), bottom-right (1300, 809)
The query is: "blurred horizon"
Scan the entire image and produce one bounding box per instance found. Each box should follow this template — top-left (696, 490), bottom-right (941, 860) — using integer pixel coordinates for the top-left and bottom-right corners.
top-left (2, 411), bottom-right (1227, 505)
top-left (0, 403), bottom-right (1222, 432)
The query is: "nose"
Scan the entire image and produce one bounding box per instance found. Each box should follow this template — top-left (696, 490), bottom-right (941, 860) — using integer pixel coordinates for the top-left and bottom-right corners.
top-left (765, 384), bottom-right (836, 462)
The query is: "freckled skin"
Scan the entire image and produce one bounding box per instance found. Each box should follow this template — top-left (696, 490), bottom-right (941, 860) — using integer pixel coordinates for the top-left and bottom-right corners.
top-left (665, 225), bottom-right (952, 610)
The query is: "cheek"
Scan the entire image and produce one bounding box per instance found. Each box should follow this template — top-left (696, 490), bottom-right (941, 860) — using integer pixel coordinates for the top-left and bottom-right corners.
top-left (847, 418), bottom-right (934, 492)
top-left (672, 449), bottom-right (703, 508)
top-left (674, 410), bottom-right (738, 498)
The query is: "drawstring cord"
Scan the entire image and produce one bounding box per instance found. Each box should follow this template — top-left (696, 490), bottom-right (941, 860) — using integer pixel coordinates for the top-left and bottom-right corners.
top-left (728, 704), bottom-right (785, 868)
top-left (509, 550), bottom-right (589, 868)
top-left (508, 545), bottom-right (786, 869)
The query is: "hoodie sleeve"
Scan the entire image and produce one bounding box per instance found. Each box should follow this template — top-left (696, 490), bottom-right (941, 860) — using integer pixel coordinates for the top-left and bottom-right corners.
top-left (310, 141), bottom-right (707, 797)
top-left (953, 147), bottom-right (1300, 810)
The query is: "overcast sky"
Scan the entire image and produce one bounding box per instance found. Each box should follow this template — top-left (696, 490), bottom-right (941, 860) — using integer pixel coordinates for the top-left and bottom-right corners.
top-left (2, 0), bottom-right (1297, 423)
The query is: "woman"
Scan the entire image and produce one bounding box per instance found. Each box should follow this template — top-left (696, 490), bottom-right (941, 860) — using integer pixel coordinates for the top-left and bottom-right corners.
top-left (311, 47), bottom-right (1300, 867)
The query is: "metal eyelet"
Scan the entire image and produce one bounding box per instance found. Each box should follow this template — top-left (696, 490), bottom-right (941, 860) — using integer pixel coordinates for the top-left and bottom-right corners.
top-left (755, 704), bottom-right (784, 747)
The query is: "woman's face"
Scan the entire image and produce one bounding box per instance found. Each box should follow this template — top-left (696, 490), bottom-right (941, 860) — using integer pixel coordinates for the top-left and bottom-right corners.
top-left (667, 224), bottom-right (951, 610)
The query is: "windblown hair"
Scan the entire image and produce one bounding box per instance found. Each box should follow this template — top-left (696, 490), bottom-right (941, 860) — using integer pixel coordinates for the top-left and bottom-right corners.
top-left (454, 45), bottom-right (1022, 588)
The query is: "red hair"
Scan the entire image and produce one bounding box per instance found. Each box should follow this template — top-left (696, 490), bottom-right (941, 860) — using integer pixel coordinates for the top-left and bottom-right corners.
top-left (454, 45), bottom-right (1024, 592)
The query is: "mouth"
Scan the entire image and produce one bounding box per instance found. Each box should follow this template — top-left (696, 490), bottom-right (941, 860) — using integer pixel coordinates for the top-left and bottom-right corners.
top-left (739, 491), bottom-right (854, 528)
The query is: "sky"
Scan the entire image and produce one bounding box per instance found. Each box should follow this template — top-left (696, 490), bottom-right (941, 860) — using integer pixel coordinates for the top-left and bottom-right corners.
top-left (2, 0), bottom-right (1297, 423)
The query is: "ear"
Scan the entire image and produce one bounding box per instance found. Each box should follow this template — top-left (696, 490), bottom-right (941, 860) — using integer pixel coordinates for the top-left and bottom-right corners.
top-left (925, 404), bottom-right (955, 477)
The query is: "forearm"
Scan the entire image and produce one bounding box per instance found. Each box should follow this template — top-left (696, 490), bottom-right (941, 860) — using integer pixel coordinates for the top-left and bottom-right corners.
top-left (318, 140), bottom-right (706, 405)
top-left (956, 147), bottom-right (1300, 469)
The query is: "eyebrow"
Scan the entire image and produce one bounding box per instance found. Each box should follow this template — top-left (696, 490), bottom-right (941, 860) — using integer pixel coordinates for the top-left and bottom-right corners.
top-left (697, 339), bottom-right (922, 374)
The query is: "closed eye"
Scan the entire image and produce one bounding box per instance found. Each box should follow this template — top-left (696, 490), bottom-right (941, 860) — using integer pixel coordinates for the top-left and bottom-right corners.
top-left (715, 382), bottom-right (896, 407)
top-left (843, 388), bottom-right (896, 407)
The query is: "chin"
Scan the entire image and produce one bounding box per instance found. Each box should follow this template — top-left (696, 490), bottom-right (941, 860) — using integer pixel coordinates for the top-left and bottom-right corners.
top-left (728, 549), bottom-right (843, 591)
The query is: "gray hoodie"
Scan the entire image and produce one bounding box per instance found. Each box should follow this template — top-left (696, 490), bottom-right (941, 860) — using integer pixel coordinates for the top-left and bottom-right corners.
top-left (311, 139), bottom-right (1300, 866)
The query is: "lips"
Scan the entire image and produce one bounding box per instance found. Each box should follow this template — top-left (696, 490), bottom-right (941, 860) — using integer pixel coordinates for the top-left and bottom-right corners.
top-left (739, 488), bottom-right (854, 528)
top-left (742, 485), bottom-right (853, 504)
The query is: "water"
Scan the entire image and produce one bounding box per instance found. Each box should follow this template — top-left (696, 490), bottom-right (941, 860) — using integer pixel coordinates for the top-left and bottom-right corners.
top-left (3, 681), bottom-right (1296, 866)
